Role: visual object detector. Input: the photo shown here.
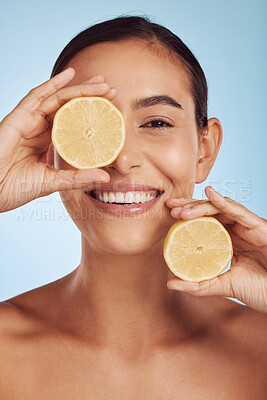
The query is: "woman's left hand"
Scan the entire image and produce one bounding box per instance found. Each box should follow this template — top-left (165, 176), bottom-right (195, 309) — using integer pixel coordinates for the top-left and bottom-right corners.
top-left (165, 186), bottom-right (267, 314)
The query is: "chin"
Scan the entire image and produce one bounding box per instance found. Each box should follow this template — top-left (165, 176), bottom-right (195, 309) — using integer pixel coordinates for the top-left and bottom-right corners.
top-left (82, 221), bottom-right (165, 256)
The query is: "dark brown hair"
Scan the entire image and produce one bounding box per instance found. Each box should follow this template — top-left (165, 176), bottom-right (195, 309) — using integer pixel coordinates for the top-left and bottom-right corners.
top-left (51, 15), bottom-right (208, 130)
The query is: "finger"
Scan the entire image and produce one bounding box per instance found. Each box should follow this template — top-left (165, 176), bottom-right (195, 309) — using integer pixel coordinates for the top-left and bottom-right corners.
top-left (165, 197), bottom-right (199, 208)
top-left (171, 201), bottom-right (221, 219)
top-left (38, 83), bottom-right (115, 116)
top-left (86, 74), bottom-right (105, 83)
top-left (205, 186), bottom-right (262, 229)
top-left (18, 68), bottom-right (76, 110)
top-left (44, 85), bottom-right (117, 125)
top-left (42, 166), bottom-right (110, 196)
top-left (167, 269), bottom-right (234, 298)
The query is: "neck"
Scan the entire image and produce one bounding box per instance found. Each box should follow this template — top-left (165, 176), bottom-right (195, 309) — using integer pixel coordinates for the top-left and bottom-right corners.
top-left (65, 235), bottom-right (195, 351)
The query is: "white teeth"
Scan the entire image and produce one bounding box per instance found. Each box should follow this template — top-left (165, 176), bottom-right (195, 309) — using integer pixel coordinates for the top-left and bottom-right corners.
top-left (103, 193), bottom-right (109, 203)
top-left (141, 193), bottom-right (146, 203)
top-left (93, 191), bottom-right (158, 204)
top-left (125, 192), bottom-right (134, 203)
top-left (109, 192), bottom-right (116, 203)
top-left (134, 192), bottom-right (141, 203)
top-left (115, 192), bottom-right (124, 203)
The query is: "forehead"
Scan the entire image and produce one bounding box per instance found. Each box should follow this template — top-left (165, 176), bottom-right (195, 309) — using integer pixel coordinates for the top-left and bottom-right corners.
top-left (65, 39), bottom-right (190, 95)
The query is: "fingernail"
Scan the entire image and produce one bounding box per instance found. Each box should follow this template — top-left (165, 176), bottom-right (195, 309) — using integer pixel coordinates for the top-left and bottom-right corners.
top-left (94, 173), bottom-right (110, 182)
top-left (75, 171), bottom-right (110, 183)
top-left (207, 186), bottom-right (221, 199)
top-left (90, 74), bottom-right (103, 80)
top-left (208, 186), bottom-right (219, 194)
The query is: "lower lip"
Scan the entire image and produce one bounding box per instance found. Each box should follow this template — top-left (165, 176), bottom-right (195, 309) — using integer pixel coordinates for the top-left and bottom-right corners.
top-left (84, 192), bottom-right (163, 216)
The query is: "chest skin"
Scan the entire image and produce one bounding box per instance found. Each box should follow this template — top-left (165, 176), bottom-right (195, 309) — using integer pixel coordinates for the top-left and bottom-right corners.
top-left (1, 324), bottom-right (266, 400)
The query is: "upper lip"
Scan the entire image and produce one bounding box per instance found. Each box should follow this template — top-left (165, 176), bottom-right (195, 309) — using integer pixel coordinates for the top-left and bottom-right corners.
top-left (87, 182), bottom-right (165, 194)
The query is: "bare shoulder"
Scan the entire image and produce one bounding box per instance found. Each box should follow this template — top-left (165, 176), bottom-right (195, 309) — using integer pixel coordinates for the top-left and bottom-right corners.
top-left (220, 298), bottom-right (267, 336)
top-left (0, 274), bottom-right (71, 338)
top-left (185, 293), bottom-right (267, 359)
top-left (0, 281), bottom-right (67, 397)
top-left (0, 278), bottom-right (69, 382)
top-left (0, 299), bottom-right (36, 378)
top-left (212, 297), bottom-right (267, 359)
top-left (0, 300), bottom-right (26, 336)
top-left (0, 289), bottom-right (49, 340)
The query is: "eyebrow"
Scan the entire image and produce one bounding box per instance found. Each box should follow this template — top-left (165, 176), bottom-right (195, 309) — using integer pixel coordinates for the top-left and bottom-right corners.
top-left (132, 95), bottom-right (184, 111)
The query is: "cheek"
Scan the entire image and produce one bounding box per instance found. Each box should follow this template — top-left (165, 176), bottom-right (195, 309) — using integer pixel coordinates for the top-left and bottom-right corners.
top-left (145, 135), bottom-right (198, 197)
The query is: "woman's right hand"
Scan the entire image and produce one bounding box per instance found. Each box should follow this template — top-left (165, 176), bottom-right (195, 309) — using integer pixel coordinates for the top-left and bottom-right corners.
top-left (0, 68), bottom-right (115, 213)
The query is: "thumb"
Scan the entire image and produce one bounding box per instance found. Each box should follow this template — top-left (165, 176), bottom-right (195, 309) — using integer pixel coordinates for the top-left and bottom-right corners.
top-left (41, 165), bottom-right (110, 196)
top-left (167, 270), bottom-right (234, 298)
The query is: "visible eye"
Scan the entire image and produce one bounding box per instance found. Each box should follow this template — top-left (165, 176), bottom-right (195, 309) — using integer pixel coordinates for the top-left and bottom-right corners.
top-left (140, 118), bottom-right (174, 130)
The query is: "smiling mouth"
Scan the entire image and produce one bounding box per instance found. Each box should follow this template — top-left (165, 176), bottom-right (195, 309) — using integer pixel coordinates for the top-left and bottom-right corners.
top-left (84, 189), bottom-right (164, 205)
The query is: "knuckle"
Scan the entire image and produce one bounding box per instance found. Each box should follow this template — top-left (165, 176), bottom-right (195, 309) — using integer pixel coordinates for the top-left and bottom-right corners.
top-left (225, 197), bottom-right (239, 207)
top-left (29, 78), bottom-right (58, 99)
top-left (48, 78), bottom-right (60, 91)
top-left (54, 93), bottom-right (67, 109)
top-left (28, 87), bottom-right (38, 96)
top-left (220, 200), bottom-right (229, 211)
top-left (28, 87), bottom-right (46, 104)
top-left (36, 94), bottom-right (47, 104)
top-left (73, 169), bottom-right (79, 182)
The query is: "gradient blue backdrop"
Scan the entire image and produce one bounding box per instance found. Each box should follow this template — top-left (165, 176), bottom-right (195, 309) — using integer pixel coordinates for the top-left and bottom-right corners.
top-left (0, 0), bottom-right (266, 304)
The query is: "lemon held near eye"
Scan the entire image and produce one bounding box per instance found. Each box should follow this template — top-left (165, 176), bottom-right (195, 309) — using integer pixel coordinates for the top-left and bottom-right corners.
top-left (51, 96), bottom-right (126, 169)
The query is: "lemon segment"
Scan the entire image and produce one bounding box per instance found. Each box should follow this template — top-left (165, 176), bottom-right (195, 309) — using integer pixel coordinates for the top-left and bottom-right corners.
top-left (51, 97), bottom-right (126, 169)
top-left (163, 216), bottom-right (233, 282)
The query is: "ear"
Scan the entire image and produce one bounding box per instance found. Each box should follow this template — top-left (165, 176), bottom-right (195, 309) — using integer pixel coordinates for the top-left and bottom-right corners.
top-left (195, 118), bottom-right (223, 184)
top-left (46, 142), bottom-right (55, 168)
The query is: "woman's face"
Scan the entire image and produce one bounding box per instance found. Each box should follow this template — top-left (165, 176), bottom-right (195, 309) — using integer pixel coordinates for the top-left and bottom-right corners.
top-left (55, 39), bottom-right (203, 255)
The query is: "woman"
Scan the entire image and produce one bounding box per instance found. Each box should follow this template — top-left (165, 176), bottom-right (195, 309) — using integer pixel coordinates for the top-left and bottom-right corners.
top-left (0, 15), bottom-right (266, 399)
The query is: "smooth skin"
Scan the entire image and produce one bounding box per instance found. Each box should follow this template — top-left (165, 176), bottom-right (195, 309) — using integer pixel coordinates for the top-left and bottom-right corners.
top-left (0, 39), bottom-right (266, 399)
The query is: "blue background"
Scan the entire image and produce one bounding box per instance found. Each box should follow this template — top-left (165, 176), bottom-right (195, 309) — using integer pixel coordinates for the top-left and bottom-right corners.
top-left (0, 0), bottom-right (266, 303)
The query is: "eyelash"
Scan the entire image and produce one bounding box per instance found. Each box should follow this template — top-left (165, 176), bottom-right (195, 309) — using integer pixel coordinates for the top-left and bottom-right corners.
top-left (141, 118), bottom-right (174, 130)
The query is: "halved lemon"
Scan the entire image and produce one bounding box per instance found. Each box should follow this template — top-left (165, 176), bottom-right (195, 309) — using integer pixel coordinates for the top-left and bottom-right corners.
top-left (51, 97), bottom-right (126, 169)
top-left (163, 216), bottom-right (233, 282)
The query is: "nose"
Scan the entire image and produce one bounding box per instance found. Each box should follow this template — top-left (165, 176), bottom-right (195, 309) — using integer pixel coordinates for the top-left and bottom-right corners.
top-left (104, 128), bottom-right (143, 175)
